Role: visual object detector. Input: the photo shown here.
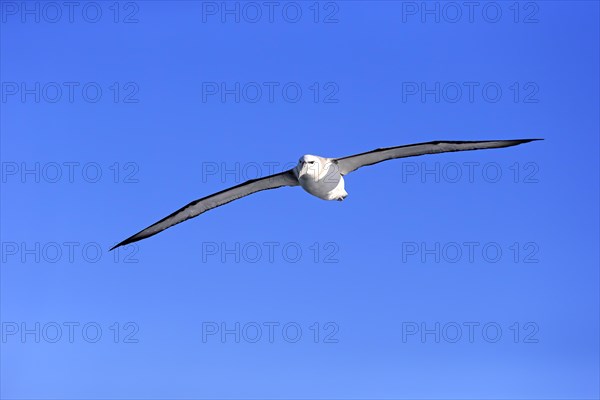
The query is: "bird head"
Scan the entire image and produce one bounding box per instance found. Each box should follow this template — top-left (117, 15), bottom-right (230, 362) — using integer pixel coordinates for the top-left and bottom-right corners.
top-left (296, 155), bottom-right (340, 181)
top-left (295, 154), bottom-right (323, 178)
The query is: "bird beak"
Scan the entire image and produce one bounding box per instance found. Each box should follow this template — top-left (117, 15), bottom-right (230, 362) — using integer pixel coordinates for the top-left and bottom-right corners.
top-left (296, 162), bottom-right (306, 176)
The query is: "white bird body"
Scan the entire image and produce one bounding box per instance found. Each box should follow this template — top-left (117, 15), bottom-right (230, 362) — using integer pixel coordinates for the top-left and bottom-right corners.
top-left (294, 154), bottom-right (348, 201)
top-left (111, 139), bottom-right (541, 250)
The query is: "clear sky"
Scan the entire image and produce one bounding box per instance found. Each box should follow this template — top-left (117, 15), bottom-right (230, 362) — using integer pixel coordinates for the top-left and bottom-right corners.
top-left (1, 1), bottom-right (599, 399)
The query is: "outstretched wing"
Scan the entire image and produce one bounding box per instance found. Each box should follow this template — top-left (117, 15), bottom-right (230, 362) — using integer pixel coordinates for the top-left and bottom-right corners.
top-left (111, 169), bottom-right (299, 250)
top-left (335, 139), bottom-right (541, 175)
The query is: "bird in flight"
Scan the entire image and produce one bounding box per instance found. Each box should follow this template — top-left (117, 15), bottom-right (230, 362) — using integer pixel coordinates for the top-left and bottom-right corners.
top-left (110, 139), bottom-right (541, 250)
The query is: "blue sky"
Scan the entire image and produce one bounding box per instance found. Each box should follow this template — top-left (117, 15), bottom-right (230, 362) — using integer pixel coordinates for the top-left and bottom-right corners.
top-left (1, 1), bottom-right (599, 399)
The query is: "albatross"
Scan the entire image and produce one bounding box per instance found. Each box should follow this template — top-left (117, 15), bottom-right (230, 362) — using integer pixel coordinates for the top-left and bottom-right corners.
top-left (111, 139), bottom-right (541, 250)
